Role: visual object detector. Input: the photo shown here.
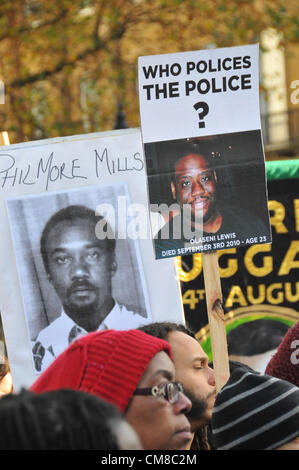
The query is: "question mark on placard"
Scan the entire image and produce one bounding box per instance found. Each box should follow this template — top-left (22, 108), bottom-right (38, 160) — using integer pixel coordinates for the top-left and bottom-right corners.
top-left (193, 102), bottom-right (209, 128)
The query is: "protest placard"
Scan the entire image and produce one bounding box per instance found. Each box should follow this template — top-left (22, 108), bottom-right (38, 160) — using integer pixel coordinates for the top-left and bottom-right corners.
top-left (0, 128), bottom-right (184, 389)
top-left (138, 44), bottom-right (272, 261)
top-left (138, 44), bottom-right (272, 390)
top-left (179, 162), bottom-right (299, 373)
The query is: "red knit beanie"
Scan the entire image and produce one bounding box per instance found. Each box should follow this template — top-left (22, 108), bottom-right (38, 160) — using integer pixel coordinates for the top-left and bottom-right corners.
top-left (265, 321), bottom-right (299, 387)
top-left (30, 329), bottom-right (172, 413)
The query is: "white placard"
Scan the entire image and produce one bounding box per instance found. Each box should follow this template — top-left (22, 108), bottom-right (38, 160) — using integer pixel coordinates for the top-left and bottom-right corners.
top-left (138, 44), bottom-right (260, 143)
top-left (138, 45), bottom-right (271, 261)
top-left (0, 128), bottom-right (184, 389)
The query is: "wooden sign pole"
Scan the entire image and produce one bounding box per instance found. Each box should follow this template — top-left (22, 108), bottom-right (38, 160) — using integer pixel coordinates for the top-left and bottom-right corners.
top-left (202, 251), bottom-right (230, 393)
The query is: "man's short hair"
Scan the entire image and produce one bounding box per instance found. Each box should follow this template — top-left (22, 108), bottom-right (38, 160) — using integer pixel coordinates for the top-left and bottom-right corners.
top-left (40, 205), bottom-right (115, 274)
top-left (169, 139), bottom-right (216, 184)
top-left (138, 321), bottom-right (197, 341)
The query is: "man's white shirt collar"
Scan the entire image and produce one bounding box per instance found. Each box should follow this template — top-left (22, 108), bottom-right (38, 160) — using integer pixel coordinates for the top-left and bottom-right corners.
top-left (34, 301), bottom-right (150, 369)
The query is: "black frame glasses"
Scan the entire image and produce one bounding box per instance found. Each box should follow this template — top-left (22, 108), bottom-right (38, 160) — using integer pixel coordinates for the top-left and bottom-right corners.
top-left (133, 381), bottom-right (184, 404)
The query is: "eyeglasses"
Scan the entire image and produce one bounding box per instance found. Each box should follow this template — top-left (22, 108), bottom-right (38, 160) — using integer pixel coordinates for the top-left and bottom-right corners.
top-left (133, 381), bottom-right (184, 404)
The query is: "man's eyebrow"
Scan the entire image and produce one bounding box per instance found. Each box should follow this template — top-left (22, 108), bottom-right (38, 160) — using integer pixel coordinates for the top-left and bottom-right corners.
top-left (177, 169), bottom-right (212, 179)
top-left (49, 243), bottom-right (102, 253)
top-left (192, 355), bottom-right (208, 364)
top-left (153, 369), bottom-right (174, 381)
top-left (49, 247), bottom-right (68, 254)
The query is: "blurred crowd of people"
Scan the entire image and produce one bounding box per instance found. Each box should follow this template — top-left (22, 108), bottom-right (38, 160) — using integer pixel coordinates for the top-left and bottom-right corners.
top-left (0, 320), bottom-right (298, 451)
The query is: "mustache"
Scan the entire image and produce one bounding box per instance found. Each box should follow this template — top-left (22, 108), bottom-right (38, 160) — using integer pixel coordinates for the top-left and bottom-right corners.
top-left (184, 388), bottom-right (216, 417)
top-left (191, 195), bottom-right (212, 202)
top-left (68, 280), bottom-right (97, 294)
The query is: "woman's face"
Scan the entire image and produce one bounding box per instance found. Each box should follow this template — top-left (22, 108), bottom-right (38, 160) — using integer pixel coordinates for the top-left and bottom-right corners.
top-left (125, 351), bottom-right (192, 450)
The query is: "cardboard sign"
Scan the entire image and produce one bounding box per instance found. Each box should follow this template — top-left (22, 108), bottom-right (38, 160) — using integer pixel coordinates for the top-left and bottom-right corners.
top-left (138, 45), bottom-right (272, 259)
top-left (179, 173), bottom-right (299, 341)
top-left (0, 129), bottom-right (184, 389)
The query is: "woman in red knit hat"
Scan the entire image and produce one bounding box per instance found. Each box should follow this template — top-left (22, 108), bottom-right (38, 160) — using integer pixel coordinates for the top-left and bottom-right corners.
top-left (30, 329), bottom-right (192, 450)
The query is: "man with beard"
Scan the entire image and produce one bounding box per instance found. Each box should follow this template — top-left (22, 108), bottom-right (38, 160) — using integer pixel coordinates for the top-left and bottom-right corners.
top-left (139, 322), bottom-right (216, 450)
top-left (32, 205), bottom-right (147, 373)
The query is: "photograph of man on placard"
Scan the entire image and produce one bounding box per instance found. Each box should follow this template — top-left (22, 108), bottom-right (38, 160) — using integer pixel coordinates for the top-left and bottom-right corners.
top-left (6, 184), bottom-right (151, 373)
top-left (145, 130), bottom-right (272, 259)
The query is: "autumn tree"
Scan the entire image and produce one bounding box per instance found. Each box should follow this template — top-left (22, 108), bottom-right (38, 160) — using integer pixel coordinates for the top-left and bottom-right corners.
top-left (0, 0), bottom-right (298, 143)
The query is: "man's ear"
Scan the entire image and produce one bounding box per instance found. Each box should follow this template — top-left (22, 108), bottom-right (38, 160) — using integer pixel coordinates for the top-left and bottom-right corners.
top-left (171, 180), bottom-right (177, 201)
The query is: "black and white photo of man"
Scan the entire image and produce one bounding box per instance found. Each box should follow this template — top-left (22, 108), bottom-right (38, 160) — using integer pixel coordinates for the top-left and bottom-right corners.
top-left (6, 185), bottom-right (151, 373)
top-left (145, 131), bottom-right (272, 259)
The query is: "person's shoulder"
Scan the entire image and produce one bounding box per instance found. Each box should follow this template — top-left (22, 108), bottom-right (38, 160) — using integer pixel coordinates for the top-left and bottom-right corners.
top-left (221, 204), bottom-right (267, 228)
top-left (31, 320), bottom-right (61, 373)
top-left (219, 203), bottom-right (270, 242)
top-left (116, 304), bottom-right (151, 329)
top-left (155, 219), bottom-right (171, 239)
top-left (34, 315), bottom-right (63, 344)
top-left (118, 303), bottom-right (142, 318)
top-left (150, 211), bottom-right (166, 238)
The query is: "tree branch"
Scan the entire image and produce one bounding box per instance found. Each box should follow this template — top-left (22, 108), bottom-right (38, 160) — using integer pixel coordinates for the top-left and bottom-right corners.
top-left (8, 41), bottom-right (105, 89)
top-left (0, 8), bottom-right (69, 42)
